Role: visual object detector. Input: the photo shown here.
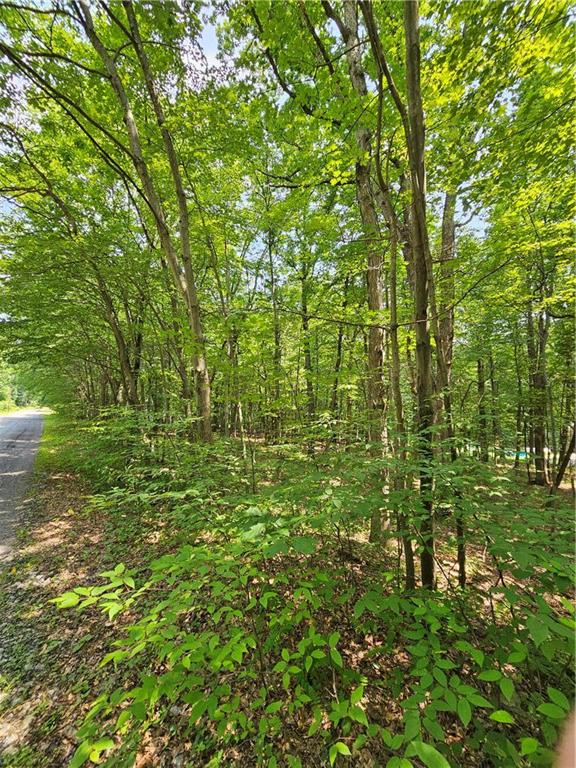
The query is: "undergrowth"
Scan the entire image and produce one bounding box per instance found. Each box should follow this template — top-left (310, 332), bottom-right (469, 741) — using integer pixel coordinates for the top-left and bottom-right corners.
top-left (43, 410), bottom-right (574, 768)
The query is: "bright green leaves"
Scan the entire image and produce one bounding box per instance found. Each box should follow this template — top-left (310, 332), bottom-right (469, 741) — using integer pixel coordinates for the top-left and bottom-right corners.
top-left (69, 742), bottom-right (93, 768)
top-left (52, 562), bottom-right (136, 619)
top-left (53, 590), bottom-right (81, 609)
top-left (330, 647), bottom-right (343, 667)
top-left (519, 737), bottom-right (540, 756)
top-left (489, 710), bottom-right (515, 724)
top-left (537, 689), bottom-right (570, 723)
top-left (537, 702), bottom-right (565, 720)
top-left (546, 686), bottom-right (570, 713)
top-left (328, 631), bottom-right (344, 668)
top-left (499, 677), bottom-right (515, 701)
top-left (350, 684), bottom-right (364, 706)
top-left (329, 741), bottom-right (351, 765)
top-left (457, 698), bottom-right (472, 727)
top-left (478, 669), bottom-right (501, 682)
top-left (69, 738), bottom-right (115, 768)
top-left (386, 758), bottom-right (414, 768)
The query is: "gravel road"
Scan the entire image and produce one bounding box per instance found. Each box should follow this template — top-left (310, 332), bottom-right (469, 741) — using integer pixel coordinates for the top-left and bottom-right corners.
top-left (0, 410), bottom-right (44, 564)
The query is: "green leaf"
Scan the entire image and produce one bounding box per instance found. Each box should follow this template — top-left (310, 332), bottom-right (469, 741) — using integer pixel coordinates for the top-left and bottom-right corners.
top-left (433, 667), bottom-right (447, 687)
top-left (292, 536), bottom-right (315, 555)
top-left (423, 715), bottom-right (444, 741)
top-left (499, 677), bottom-right (515, 701)
top-left (330, 648), bottom-right (343, 667)
top-left (526, 615), bottom-right (549, 647)
top-left (266, 539), bottom-right (289, 556)
top-left (329, 742), bottom-right (351, 765)
top-left (350, 685), bottom-right (364, 705)
top-left (478, 669), bottom-right (501, 682)
top-left (403, 711), bottom-right (421, 742)
top-left (420, 672), bottom-right (434, 690)
top-left (468, 694), bottom-right (493, 709)
top-left (349, 704), bottom-right (368, 727)
top-left (537, 702), bottom-right (565, 720)
top-left (328, 632), bottom-right (340, 648)
top-left (443, 689), bottom-right (457, 710)
top-left (69, 742), bottom-right (92, 768)
top-left (89, 738), bottom-right (115, 762)
top-left (54, 591), bottom-right (80, 609)
top-left (457, 698), bottom-right (472, 727)
top-left (107, 603), bottom-right (122, 620)
top-left (507, 650), bottom-right (526, 665)
top-left (520, 737), bottom-right (540, 756)
top-left (490, 710), bottom-right (515, 724)
top-left (409, 740), bottom-right (452, 768)
top-left (547, 687), bottom-right (570, 712)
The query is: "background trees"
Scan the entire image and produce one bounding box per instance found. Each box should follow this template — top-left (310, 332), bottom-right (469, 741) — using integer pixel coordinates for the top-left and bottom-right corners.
top-left (0, 2), bottom-right (573, 766)
top-left (0, 0), bottom-right (573, 583)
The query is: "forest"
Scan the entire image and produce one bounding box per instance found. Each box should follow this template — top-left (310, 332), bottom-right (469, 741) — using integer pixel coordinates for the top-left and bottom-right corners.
top-left (0, 1), bottom-right (574, 767)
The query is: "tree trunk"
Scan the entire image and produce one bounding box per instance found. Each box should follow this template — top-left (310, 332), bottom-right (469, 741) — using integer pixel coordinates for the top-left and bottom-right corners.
top-left (526, 302), bottom-right (549, 484)
top-left (477, 358), bottom-right (489, 462)
top-left (330, 277), bottom-right (349, 417)
top-left (438, 192), bottom-right (456, 450)
top-left (389, 219), bottom-right (416, 590)
top-left (326, 0), bottom-right (388, 542)
top-left (301, 266), bottom-right (315, 453)
top-left (404, 0), bottom-right (435, 589)
top-left (267, 229), bottom-right (282, 440)
top-left (549, 426), bottom-right (575, 496)
top-left (489, 351), bottom-right (501, 459)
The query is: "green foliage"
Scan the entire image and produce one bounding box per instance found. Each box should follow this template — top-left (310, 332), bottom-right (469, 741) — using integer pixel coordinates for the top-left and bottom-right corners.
top-left (45, 412), bottom-right (574, 767)
top-left (0, 0), bottom-right (573, 765)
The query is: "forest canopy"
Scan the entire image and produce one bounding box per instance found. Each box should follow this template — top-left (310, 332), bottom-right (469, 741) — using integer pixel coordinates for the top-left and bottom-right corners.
top-left (0, 1), bottom-right (574, 767)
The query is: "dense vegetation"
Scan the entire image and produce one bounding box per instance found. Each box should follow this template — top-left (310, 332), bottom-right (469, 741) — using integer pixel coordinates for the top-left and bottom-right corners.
top-left (0, 1), bottom-right (573, 767)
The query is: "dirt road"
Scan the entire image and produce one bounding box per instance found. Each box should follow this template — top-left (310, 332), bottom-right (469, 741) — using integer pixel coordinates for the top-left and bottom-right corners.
top-left (0, 410), bottom-right (44, 564)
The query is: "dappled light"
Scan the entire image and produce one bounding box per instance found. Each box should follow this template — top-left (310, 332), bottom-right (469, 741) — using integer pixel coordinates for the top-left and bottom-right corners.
top-left (0, 1), bottom-right (573, 767)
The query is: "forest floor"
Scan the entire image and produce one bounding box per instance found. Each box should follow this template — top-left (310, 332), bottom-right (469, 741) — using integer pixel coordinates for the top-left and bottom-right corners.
top-left (0, 414), bottom-right (573, 768)
top-left (0, 462), bottom-right (115, 766)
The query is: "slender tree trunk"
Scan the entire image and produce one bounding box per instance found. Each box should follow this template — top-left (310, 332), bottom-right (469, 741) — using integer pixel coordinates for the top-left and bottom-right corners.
top-left (526, 302), bottom-right (549, 484)
top-left (404, 0), bottom-right (435, 589)
top-left (477, 358), bottom-right (489, 462)
top-left (438, 192), bottom-right (456, 447)
top-left (549, 427), bottom-right (575, 495)
top-left (547, 382), bottom-right (557, 474)
top-left (389, 220), bottom-right (416, 589)
top-left (330, 277), bottom-right (349, 417)
top-left (301, 266), bottom-right (315, 454)
top-left (267, 229), bottom-right (282, 440)
top-left (436, 192), bottom-right (464, 585)
top-left (513, 326), bottom-right (524, 470)
top-left (488, 351), bottom-right (501, 459)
